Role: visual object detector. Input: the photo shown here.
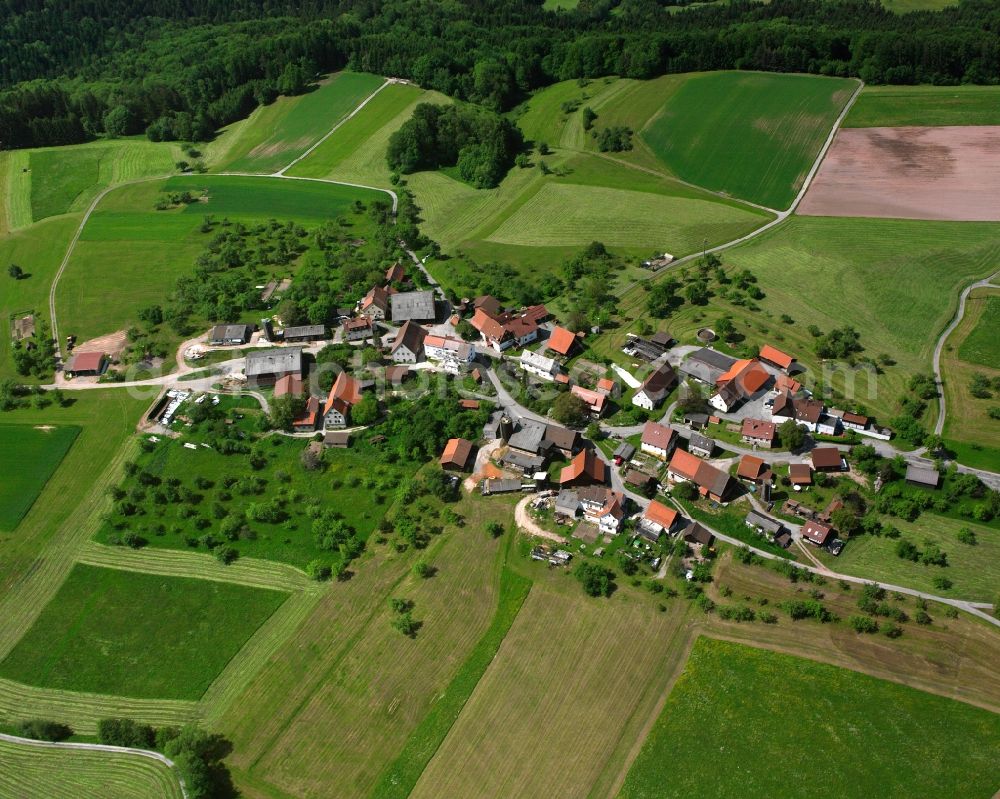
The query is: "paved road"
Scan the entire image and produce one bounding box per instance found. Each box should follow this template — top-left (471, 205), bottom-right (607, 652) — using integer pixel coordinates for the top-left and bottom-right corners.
top-left (931, 271), bottom-right (1000, 436)
top-left (0, 732), bottom-right (188, 799)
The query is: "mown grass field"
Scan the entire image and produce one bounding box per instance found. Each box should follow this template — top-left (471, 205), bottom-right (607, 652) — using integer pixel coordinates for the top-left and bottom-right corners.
top-left (213, 72), bottom-right (385, 174)
top-left (845, 85), bottom-right (1000, 127)
top-left (941, 287), bottom-right (1000, 462)
top-left (218, 494), bottom-right (518, 799)
top-left (0, 564), bottom-right (287, 700)
top-left (0, 424), bottom-right (80, 531)
top-left (640, 72), bottom-right (857, 209)
top-left (56, 175), bottom-right (385, 342)
top-left (602, 216), bottom-right (1000, 420)
top-left (619, 637), bottom-right (1000, 799)
top-left (0, 739), bottom-right (184, 799)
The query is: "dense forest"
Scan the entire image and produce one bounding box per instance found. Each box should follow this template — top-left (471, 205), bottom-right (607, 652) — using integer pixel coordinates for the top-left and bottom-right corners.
top-left (1, 0), bottom-right (998, 149)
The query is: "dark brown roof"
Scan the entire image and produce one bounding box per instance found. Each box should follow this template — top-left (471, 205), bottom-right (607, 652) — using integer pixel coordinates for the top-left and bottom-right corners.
top-left (683, 522), bottom-right (714, 547)
top-left (810, 447), bottom-right (843, 470)
top-left (637, 363), bottom-right (678, 403)
top-left (390, 320), bottom-right (427, 357)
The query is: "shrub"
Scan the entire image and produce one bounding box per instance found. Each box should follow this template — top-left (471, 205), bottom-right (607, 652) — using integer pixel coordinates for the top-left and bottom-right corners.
top-left (574, 561), bottom-right (615, 597)
top-left (849, 615), bottom-right (879, 633)
top-left (16, 719), bottom-right (73, 741)
top-left (98, 718), bottom-right (156, 748)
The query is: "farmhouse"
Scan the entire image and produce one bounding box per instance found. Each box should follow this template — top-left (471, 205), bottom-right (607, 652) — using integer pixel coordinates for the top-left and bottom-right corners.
top-left (667, 449), bottom-right (730, 502)
top-left (343, 317), bottom-right (373, 342)
top-left (789, 463), bottom-right (813, 486)
top-left (905, 463), bottom-right (940, 488)
top-left (679, 348), bottom-right (736, 385)
top-left (293, 396), bottom-right (320, 431)
top-left (632, 363), bottom-right (678, 410)
top-left (709, 359), bottom-right (771, 413)
top-left (65, 350), bottom-right (108, 377)
top-left (559, 449), bottom-right (607, 487)
top-left (360, 285), bottom-right (392, 320)
top-left (687, 433), bottom-right (714, 459)
top-left (507, 422), bottom-right (548, 456)
top-left (425, 334), bottom-right (475, 373)
top-left (519, 350), bottom-right (562, 381)
top-left (470, 305), bottom-right (542, 351)
top-left (546, 325), bottom-right (579, 357)
top-left (641, 421), bottom-right (677, 461)
top-left (323, 371), bottom-right (363, 429)
top-left (759, 344), bottom-right (795, 373)
top-left (578, 486), bottom-right (625, 534)
top-left (544, 425), bottom-right (581, 457)
top-left (245, 347), bottom-right (302, 386)
top-left (440, 438), bottom-right (474, 470)
top-left (776, 374), bottom-right (802, 394)
top-left (684, 411), bottom-right (709, 430)
top-left (682, 521), bottom-right (715, 549)
top-left (385, 262), bottom-right (406, 284)
top-left (385, 365), bottom-right (411, 386)
top-left (597, 377), bottom-right (617, 396)
top-left (801, 519), bottom-right (833, 547)
top-left (810, 447), bottom-right (845, 472)
top-left (570, 386), bottom-right (607, 418)
top-left (391, 290), bottom-right (436, 323)
top-left (771, 390), bottom-right (825, 432)
top-left (639, 500), bottom-right (678, 541)
top-left (741, 418), bottom-right (776, 449)
top-left (208, 323), bottom-right (252, 346)
top-left (737, 454), bottom-right (772, 485)
top-left (274, 374), bottom-right (304, 398)
top-left (282, 324), bottom-right (326, 343)
top-left (390, 320), bottom-right (427, 364)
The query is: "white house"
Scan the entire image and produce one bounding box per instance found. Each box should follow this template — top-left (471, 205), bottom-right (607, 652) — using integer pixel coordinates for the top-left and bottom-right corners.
top-left (640, 421), bottom-right (676, 461)
top-left (424, 334), bottom-right (475, 374)
top-left (632, 363), bottom-right (677, 411)
top-left (519, 350), bottom-right (561, 381)
top-left (389, 320), bottom-right (427, 364)
top-left (579, 487), bottom-right (625, 534)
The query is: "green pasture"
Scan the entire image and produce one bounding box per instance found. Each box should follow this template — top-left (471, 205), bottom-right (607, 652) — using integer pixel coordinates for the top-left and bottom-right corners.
top-left (619, 637), bottom-right (1000, 799)
top-left (0, 564), bottom-right (287, 700)
top-left (94, 431), bottom-right (417, 569)
top-left (0, 425), bottom-right (80, 531)
top-left (846, 85), bottom-right (1000, 127)
top-left (217, 72), bottom-right (385, 173)
top-left (640, 72), bottom-right (857, 209)
top-left (56, 175), bottom-right (384, 342)
top-left (881, 0), bottom-right (959, 13)
top-left (814, 513), bottom-right (1000, 602)
top-left (957, 295), bottom-right (1000, 369)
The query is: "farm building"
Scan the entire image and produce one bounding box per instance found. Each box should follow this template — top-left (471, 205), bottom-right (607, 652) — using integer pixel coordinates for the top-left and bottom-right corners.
top-left (555, 490), bottom-right (581, 520)
top-left (688, 433), bottom-right (714, 459)
top-left (440, 438), bottom-right (474, 470)
top-left (759, 344), bottom-right (795, 373)
top-left (570, 386), bottom-right (607, 418)
top-left (641, 421), bottom-right (677, 461)
top-left (625, 469), bottom-right (654, 492)
top-left (245, 347), bottom-right (303, 387)
top-left (801, 519), bottom-right (833, 547)
top-left (501, 449), bottom-right (546, 473)
top-left (274, 374), bottom-right (304, 398)
top-left (385, 262), bottom-right (406, 284)
top-left (508, 422), bottom-right (548, 456)
top-left (385, 365), bottom-right (411, 385)
top-left (559, 449), bottom-right (607, 487)
top-left (639, 500), bottom-right (678, 541)
top-left (481, 478), bottom-right (525, 495)
top-left (741, 418), bottom-right (776, 449)
top-left (682, 521), bottom-right (715, 549)
top-left (544, 425), bottom-right (580, 457)
top-left (737, 454), bottom-right (772, 485)
top-left (667, 449), bottom-right (730, 502)
top-left (546, 325), bottom-right (579, 357)
top-left (324, 430), bottom-right (350, 448)
top-left (208, 324), bottom-right (252, 345)
top-left (810, 447), bottom-right (845, 471)
top-left (745, 509), bottom-right (785, 538)
top-left (709, 359), bottom-right (771, 413)
top-left (293, 396), bottom-right (320, 431)
top-left (632, 363), bottom-right (678, 410)
top-left (65, 350), bottom-right (108, 377)
top-left (360, 285), bottom-right (392, 320)
top-left (391, 290), bottom-right (436, 323)
top-left (519, 350), bottom-right (562, 381)
top-left (390, 320), bottom-right (427, 364)
top-left (788, 463), bottom-right (813, 486)
top-left (613, 441), bottom-right (636, 464)
top-left (905, 463), bottom-right (940, 488)
top-left (597, 377), bottom-right (617, 396)
top-left (623, 332), bottom-right (673, 362)
top-left (282, 324), bottom-right (326, 342)
top-left (679, 348), bottom-right (736, 385)
top-left (323, 371), bottom-right (363, 429)
top-left (343, 317), bottom-right (373, 342)
top-left (683, 411), bottom-right (709, 430)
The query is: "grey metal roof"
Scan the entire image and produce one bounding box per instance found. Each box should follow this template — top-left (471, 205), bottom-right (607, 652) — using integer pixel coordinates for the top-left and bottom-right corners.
top-left (282, 324), bottom-right (325, 338)
top-left (905, 463), bottom-right (940, 487)
top-left (745, 510), bottom-right (784, 534)
top-left (613, 441), bottom-right (636, 460)
top-left (689, 433), bottom-right (714, 454)
top-left (209, 323), bottom-right (251, 342)
top-left (508, 422), bottom-right (547, 454)
top-left (680, 348), bottom-right (736, 383)
top-left (391, 290), bottom-right (436, 322)
top-left (245, 347), bottom-right (303, 377)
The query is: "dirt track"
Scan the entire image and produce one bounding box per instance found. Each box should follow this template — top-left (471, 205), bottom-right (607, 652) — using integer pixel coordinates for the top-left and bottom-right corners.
top-left (798, 125), bottom-right (1000, 221)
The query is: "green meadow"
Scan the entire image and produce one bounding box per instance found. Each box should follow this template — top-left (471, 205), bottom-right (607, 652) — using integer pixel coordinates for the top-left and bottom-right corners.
top-left (846, 84), bottom-right (1000, 127)
top-left (0, 564), bottom-right (288, 700)
top-left (619, 637), bottom-right (1000, 799)
top-left (55, 175), bottom-right (385, 342)
top-left (957, 295), bottom-right (1000, 369)
top-left (215, 72), bottom-right (385, 174)
top-left (0, 425), bottom-right (80, 531)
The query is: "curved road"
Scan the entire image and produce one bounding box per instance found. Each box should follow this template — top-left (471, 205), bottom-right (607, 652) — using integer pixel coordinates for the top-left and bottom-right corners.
top-left (0, 731), bottom-right (188, 799)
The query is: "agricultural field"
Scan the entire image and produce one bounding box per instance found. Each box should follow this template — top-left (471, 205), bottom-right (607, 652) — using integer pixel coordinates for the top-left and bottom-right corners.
top-left (602, 216), bottom-right (1000, 420)
top-left (619, 637), bottom-right (1000, 799)
top-left (880, 0), bottom-right (958, 11)
top-left (845, 85), bottom-right (1000, 127)
top-left (94, 429), bottom-right (418, 569)
top-left (210, 72), bottom-right (385, 174)
top-left (55, 175), bottom-right (385, 343)
top-left (0, 424), bottom-right (79, 530)
top-left (0, 564), bottom-right (288, 700)
top-left (0, 739), bottom-right (184, 799)
top-left (217, 494), bottom-right (519, 799)
top-left (288, 83), bottom-right (448, 186)
top-left (813, 513), bottom-right (1000, 602)
top-left (940, 288), bottom-right (1000, 464)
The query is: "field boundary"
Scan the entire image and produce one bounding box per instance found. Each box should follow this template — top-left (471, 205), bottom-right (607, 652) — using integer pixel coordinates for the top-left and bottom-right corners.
top-left (0, 731), bottom-right (188, 799)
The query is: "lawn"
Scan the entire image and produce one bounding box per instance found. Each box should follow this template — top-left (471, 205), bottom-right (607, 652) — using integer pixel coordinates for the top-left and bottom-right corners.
top-left (619, 637), bottom-right (1000, 799)
top-left (94, 429), bottom-right (418, 569)
top-left (0, 564), bottom-right (288, 700)
top-left (0, 424), bottom-right (80, 531)
top-left (215, 72), bottom-right (385, 174)
top-left (639, 72), bottom-right (857, 209)
top-left (604, 215), bottom-right (1000, 421)
top-left (814, 513), bottom-right (1000, 603)
top-left (28, 148), bottom-right (102, 221)
top-left (55, 175), bottom-right (385, 343)
top-left (957, 294), bottom-right (1000, 369)
top-left (845, 85), bottom-right (1000, 127)
top-left (0, 738), bottom-right (184, 799)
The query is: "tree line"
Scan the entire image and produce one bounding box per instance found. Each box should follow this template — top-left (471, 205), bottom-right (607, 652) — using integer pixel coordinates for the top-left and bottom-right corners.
top-left (2, 0), bottom-right (999, 150)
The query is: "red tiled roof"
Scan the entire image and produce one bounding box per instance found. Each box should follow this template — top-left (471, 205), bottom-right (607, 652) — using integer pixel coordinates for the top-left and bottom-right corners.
top-left (811, 447), bottom-right (843, 470)
top-left (776, 374), bottom-right (802, 394)
top-left (458, 399), bottom-right (480, 409)
top-left (471, 308), bottom-right (507, 341)
top-left (643, 500), bottom-right (678, 530)
top-left (440, 438), bottom-right (473, 469)
top-left (668, 449), bottom-right (730, 498)
top-left (789, 463), bottom-right (813, 484)
top-left (324, 372), bottom-right (362, 415)
top-left (717, 358), bottom-right (770, 396)
top-left (641, 421), bottom-right (676, 450)
top-left (570, 385), bottom-right (606, 414)
top-left (547, 325), bottom-right (577, 356)
top-left (737, 454), bottom-right (767, 480)
top-left (274, 374), bottom-right (304, 398)
top-left (68, 351), bottom-right (105, 372)
top-left (293, 396), bottom-right (319, 428)
top-left (802, 519), bottom-right (832, 545)
top-left (741, 418), bottom-right (776, 441)
top-left (760, 344), bottom-right (794, 370)
top-left (597, 378), bottom-right (616, 393)
top-left (559, 449), bottom-right (607, 485)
